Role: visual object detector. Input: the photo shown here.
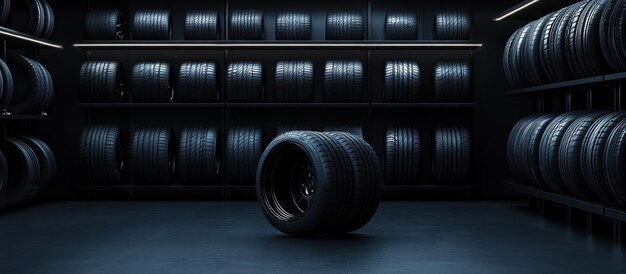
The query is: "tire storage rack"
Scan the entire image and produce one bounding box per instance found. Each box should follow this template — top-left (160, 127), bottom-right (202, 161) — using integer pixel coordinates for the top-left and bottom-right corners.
top-left (500, 0), bottom-right (626, 243)
top-left (0, 25), bottom-right (63, 208)
top-left (74, 0), bottom-right (482, 200)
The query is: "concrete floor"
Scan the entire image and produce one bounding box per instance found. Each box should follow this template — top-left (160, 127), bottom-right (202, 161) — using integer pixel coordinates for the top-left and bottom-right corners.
top-left (0, 201), bottom-right (624, 273)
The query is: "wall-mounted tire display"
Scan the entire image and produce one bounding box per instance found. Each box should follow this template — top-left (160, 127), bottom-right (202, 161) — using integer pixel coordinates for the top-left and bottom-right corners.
top-left (257, 131), bottom-right (382, 235)
top-left (130, 127), bottom-right (174, 185)
top-left (326, 11), bottom-right (364, 40)
top-left (132, 10), bottom-right (172, 40)
top-left (383, 61), bottom-right (421, 102)
top-left (275, 11), bottom-right (311, 40)
top-left (7, 0), bottom-right (51, 37)
top-left (229, 9), bottom-right (263, 40)
top-left (79, 125), bottom-right (123, 185)
top-left (385, 11), bottom-right (417, 40)
top-left (432, 126), bottom-right (471, 184)
top-left (0, 58), bottom-right (14, 111)
top-left (323, 60), bottom-right (363, 102)
top-left (7, 54), bottom-right (53, 114)
top-left (225, 61), bottom-right (263, 102)
top-left (434, 10), bottom-right (470, 40)
top-left (84, 9), bottom-right (123, 40)
top-left (184, 10), bottom-right (219, 40)
top-left (177, 127), bottom-right (219, 185)
top-left (274, 60), bottom-right (313, 102)
top-left (384, 127), bottom-right (420, 185)
top-left (131, 62), bottom-right (173, 103)
top-left (79, 60), bottom-right (124, 103)
top-left (176, 62), bottom-right (219, 102)
top-left (227, 127), bottom-right (262, 185)
top-left (433, 61), bottom-right (470, 102)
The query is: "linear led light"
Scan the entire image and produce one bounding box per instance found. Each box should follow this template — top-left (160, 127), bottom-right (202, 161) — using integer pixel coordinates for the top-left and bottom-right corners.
top-left (0, 29), bottom-right (63, 49)
top-left (73, 43), bottom-right (483, 48)
top-left (494, 0), bottom-right (541, 21)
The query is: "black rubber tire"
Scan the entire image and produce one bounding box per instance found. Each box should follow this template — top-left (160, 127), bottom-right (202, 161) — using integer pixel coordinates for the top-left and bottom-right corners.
top-left (274, 60), bottom-right (314, 102)
top-left (276, 126), bottom-right (312, 136)
top-left (383, 60), bottom-right (421, 102)
top-left (603, 0), bottom-right (626, 72)
top-left (519, 114), bottom-right (556, 188)
top-left (538, 111), bottom-right (587, 193)
top-left (507, 115), bottom-right (541, 182)
top-left (3, 138), bottom-right (40, 205)
top-left (433, 10), bottom-right (470, 40)
top-left (575, 0), bottom-right (612, 78)
top-left (7, 54), bottom-right (53, 114)
top-left (227, 127), bottom-right (262, 185)
top-left (0, 150), bottom-right (7, 199)
top-left (0, 0), bottom-right (9, 25)
top-left (580, 112), bottom-right (626, 205)
top-left (559, 112), bottom-right (606, 199)
top-left (229, 9), bottom-right (263, 40)
top-left (323, 60), bottom-right (364, 102)
top-left (79, 125), bottom-right (123, 184)
top-left (276, 11), bottom-right (311, 40)
top-left (540, 8), bottom-right (568, 83)
top-left (566, 1), bottom-right (592, 79)
top-left (324, 126), bottom-right (363, 138)
top-left (433, 61), bottom-right (470, 102)
top-left (432, 126), bottom-right (471, 184)
top-left (176, 62), bottom-right (218, 103)
top-left (184, 10), bottom-right (219, 40)
top-left (549, 3), bottom-right (580, 82)
top-left (604, 118), bottom-right (626, 205)
top-left (84, 9), bottom-right (123, 40)
top-left (19, 136), bottom-right (55, 191)
top-left (177, 127), bottom-right (219, 185)
top-left (132, 10), bottom-right (172, 40)
top-left (79, 60), bottom-right (124, 103)
top-left (130, 127), bottom-right (174, 185)
top-left (225, 61), bottom-right (263, 102)
top-left (40, 0), bottom-right (53, 38)
top-left (131, 62), bottom-right (173, 103)
top-left (384, 127), bottom-right (420, 185)
top-left (326, 132), bottom-right (382, 233)
top-left (8, 0), bottom-right (45, 37)
top-left (503, 28), bottom-right (522, 88)
top-left (0, 58), bottom-right (14, 111)
top-left (326, 11), bottom-right (364, 40)
top-left (511, 23), bottom-right (534, 87)
top-left (385, 11), bottom-right (417, 40)
top-left (523, 15), bottom-right (550, 86)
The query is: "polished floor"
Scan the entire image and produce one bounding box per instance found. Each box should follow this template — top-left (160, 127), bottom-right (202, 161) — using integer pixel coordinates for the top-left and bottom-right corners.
top-left (0, 201), bottom-right (624, 273)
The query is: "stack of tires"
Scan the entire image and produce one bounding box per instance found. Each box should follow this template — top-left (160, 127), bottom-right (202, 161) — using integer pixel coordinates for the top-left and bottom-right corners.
top-left (323, 60), bottom-right (364, 102)
top-left (3, 0), bottom-right (55, 38)
top-left (508, 111), bottom-right (626, 205)
top-left (503, 0), bottom-right (626, 88)
top-left (1, 54), bottom-right (54, 114)
top-left (0, 136), bottom-right (56, 206)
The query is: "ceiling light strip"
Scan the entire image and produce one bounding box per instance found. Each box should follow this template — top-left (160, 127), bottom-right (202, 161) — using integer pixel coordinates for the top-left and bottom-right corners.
top-left (494, 0), bottom-right (541, 21)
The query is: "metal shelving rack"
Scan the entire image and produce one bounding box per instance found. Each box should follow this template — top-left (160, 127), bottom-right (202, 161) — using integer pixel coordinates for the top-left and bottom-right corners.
top-left (76, 0), bottom-right (482, 199)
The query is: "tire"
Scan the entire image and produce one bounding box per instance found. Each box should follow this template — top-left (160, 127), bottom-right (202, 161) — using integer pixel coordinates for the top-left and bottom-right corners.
top-left (84, 9), bottom-right (123, 40)
top-left (434, 10), bottom-right (470, 40)
top-left (3, 138), bottom-right (40, 205)
top-left (326, 11), bottom-right (364, 40)
top-left (540, 9), bottom-right (565, 83)
top-left (40, 0), bottom-right (54, 38)
top-left (539, 111), bottom-right (587, 193)
top-left (433, 126), bottom-right (471, 184)
top-left (79, 61), bottom-right (124, 103)
top-left (225, 61), bottom-right (263, 102)
top-left (549, 3), bottom-right (580, 82)
top-left (324, 126), bottom-right (363, 138)
top-left (566, 1), bottom-right (592, 79)
top-left (274, 60), bottom-right (314, 102)
top-left (184, 10), bottom-right (219, 40)
top-left (511, 23), bottom-right (534, 87)
top-left (19, 136), bottom-right (55, 190)
top-left (604, 0), bottom-right (626, 72)
top-left (383, 61), bottom-right (421, 102)
top-left (523, 15), bottom-right (550, 86)
top-left (0, 0), bottom-right (9, 25)
top-left (385, 127), bottom-right (420, 185)
top-left (176, 62), bottom-right (218, 103)
top-left (559, 112), bottom-right (606, 199)
top-left (503, 28), bottom-right (522, 88)
top-left (604, 118), bottom-right (626, 205)
top-left (385, 11), bottom-right (417, 40)
top-left (8, 0), bottom-right (45, 36)
top-left (7, 54), bottom-right (53, 114)
top-left (177, 127), bottom-right (219, 185)
top-left (227, 127), bottom-right (262, 185)
top-left (433, 61), bottom-right (470, 102)
top-left (229, 9), bottom-right (263, 40)
top-left (576, 0), bottom-right (612, 77)
top-left (323, 60), bottom-right (364, 102)
top-left (79, 125), bottom-right (123, 184)
top-left (0, 58), bottom-right (12, 111)
top-left (276, 126), bottom-right (312, 136)
top-left (276, 11), bottom-right (311, 40)
top-left (132, 10), bottom-right (172, 40)
top-left (130, 127), bottom-right (174, 185)
top-left (580, 112), bottom-right (626, 204)
top-left (131, 62), bottom-right (173, 103)
top-left (519, 114), bottom-right (556, 188)
top-left (507, 115), bottom-right (541, 182)
top-left (256, 131), bottom-right (355, 235)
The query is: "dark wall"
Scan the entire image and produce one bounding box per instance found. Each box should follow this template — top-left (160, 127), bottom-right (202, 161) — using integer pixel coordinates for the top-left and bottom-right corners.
top-left (37, 0), bottom-right (529, 199)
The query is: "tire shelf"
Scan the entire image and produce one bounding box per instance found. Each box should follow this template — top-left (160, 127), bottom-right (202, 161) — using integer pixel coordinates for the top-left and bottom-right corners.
top-left (77, 185), bottom-right (224, 191)
top-left (0, 26), bottom-right (64, 49)
top-left (78, 103), bottom-right (475, 109)
top-left (371, 103), bottom-right (476, 108)
top-left (0, 114), bottom-right (49, 120)
top-left (73, 40), bottom-right (483, 50)
top-left (227, 103), bottom-right (369, 109)
top-left (77, 103), bottom-right (224, 109)
top-left (505, 72), bottom-right (626, 96)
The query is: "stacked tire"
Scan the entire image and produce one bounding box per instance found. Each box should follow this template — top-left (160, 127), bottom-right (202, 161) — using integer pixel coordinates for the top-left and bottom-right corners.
top-left (84, 9), bottom-right (123, 40)
top-left (226, 62), bottom-right (264, 102)
top-left (326, 11), bottom-right (364, 40)
top-left (79, 125), bottom-right (124, 184)
top-left (432, 126), bottom-right (471, 184)
top-left (434, 10), bottom-right (470, 40)
top-left (5, 54), bottom-right (54, 114)
top-left (6, 0), bottom-right (55, 38)
top-left (132, 10), bottom-right (172, 40)
top-left (384, 127), bottom-right (421, 185)
top-left (226, 127), bottom-right (263, 185)
top-left (230, 9), bottom-right (263, 40)
top-left (131, 62), bottom-right (173, 103)
top-left (176, 62), bottom-right (219, 102)
top-left (274, 60), bottom-right (313, 102)
top-left (79, 61), bottom-right (124, 103)
top-left (324, 126), bottom-right (364, 138)
top-left (257, 131), bottom-right (382, 235)
top-left (434, 61), bottom-right (471, 102)
top-left (130, 127), bottom-right (174, 185)
top-left (184, 10), bottom-right (219, 40)
top-left (383, 61), bottom-right (421, 102)
top-left (276, 12), bottom-right (311, 40)
top-left (177, 128), bottom-right (219, 185)
top-left (323, 60), bottom-right (364, 102)
top-left (385, 12), bottom-right (417, 40)
top-left (508, 111), bottom-right (626, 206)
